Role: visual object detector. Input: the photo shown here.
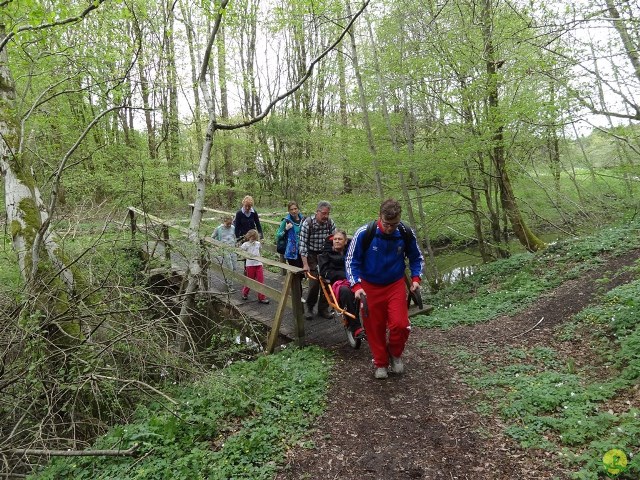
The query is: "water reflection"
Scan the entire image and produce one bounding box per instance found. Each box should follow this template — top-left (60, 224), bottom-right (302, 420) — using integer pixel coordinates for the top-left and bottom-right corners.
top-left (235, 334), bottom-right (262, 351)
top-left (440, 264), bottom-right (475, 284)
top-left (432, 232), bottom-right (564, 286)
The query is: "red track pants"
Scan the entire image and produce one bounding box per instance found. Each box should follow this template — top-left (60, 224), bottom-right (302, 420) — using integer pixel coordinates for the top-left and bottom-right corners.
top-left (242, 265), bottom-right (267, 301)
top-left (361, 277), bottom-right (410, 368)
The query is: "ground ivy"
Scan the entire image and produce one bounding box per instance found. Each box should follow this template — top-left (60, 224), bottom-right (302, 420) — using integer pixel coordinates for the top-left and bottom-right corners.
top-left (32, 346), bottom-right (332, 480)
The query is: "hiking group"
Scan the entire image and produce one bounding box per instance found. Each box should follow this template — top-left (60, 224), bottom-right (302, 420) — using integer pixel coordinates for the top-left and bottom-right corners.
top-left (215, 196), bottom-right (424, 379)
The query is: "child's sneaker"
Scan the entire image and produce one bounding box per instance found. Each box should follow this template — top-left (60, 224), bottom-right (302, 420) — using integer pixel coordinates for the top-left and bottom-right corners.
top-left (374, 367), bottom-right (388, 379)
top-left (353, 327), bottom-right (365, 340)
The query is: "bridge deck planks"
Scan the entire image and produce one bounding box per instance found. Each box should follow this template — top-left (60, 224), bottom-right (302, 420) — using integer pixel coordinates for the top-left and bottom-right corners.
top-left (208, 266), bottom-right (349, 348)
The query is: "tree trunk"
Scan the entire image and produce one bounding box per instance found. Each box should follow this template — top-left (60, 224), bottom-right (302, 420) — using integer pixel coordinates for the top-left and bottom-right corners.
top-left (604, 0), bottom-right (640, 84)
top-left (134, 20), bottom-right (157, 160)
top-left (365, 14), bottom-right (416, 224)
top-left (181, 0), bottom-right (204, 159)
top-left (1, 27), bottom-right (81, 345)
top-left (337, 46), bottom-right (353, 193)
top-left (481, 0), bottom-right (544, 253)
top-left (459, 76), bottom-right (494, 263)
top-left (346, 0), bottom-right (383, 200)
top-left (175, 1), bottom-right (228, 351)
top-left (216, 5), bottom-right (234, 190)
top-left (165, 0), bottom-right (181, 177)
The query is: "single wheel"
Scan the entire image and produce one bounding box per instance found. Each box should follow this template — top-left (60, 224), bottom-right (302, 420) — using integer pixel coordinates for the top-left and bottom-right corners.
top-left (345, 327), bottom-right (362, 349)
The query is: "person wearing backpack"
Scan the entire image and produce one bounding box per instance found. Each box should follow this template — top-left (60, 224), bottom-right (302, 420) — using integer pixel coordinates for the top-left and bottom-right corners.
top-left (299, 201), bottom-right (336, 319)
top-left (276, 201), bottom-right (305, 267)
top-left (345, 199), bottom-right (424, 379)
top-left (276, 201), bottom-right (305, 294)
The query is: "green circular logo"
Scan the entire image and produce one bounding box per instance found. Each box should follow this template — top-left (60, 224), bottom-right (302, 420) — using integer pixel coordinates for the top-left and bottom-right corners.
top-left (602, 449), bottom-right (628, 475)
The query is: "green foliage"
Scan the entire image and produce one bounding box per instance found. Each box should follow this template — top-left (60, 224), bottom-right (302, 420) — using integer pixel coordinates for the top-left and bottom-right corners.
top-left (413, 221), bottom-right (640, 329)
top-left (444, 268), bottom-right (640, 478)
top-left (0, 235), bottom-right (22, 302)
top-left (33, 347), bottom-right (332, 480)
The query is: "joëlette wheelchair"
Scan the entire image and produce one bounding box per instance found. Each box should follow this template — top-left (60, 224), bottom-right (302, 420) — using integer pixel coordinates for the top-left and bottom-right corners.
top-left (306, 270), bottom-right (423, 349)
top-left (306, 271), bottom-right (367, 349)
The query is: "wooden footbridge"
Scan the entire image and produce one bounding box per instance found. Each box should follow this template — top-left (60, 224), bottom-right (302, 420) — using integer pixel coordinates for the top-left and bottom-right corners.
top-left (127, 206), bottom-right (431, 353)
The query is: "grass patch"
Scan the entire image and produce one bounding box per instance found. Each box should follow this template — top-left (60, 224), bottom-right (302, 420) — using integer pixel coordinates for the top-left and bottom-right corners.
top-left (32, 346), bottom-right (332, 480)
top-left (413, 221), bottom-right (640, 329)
top-left (443, 267), bottom-right (640, 478)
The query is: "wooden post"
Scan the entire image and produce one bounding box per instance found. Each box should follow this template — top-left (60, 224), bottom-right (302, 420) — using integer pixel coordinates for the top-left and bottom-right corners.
top-left (291, 272), bottom-right (305, 347)
top-left (162, 225), bottom-right (170, 262)
top-left (199, 242), bottom-right (209, 292)
top-left (129, 208), bottom-right (136, 243)
top-left (266, 271), bottom-right (294, 353)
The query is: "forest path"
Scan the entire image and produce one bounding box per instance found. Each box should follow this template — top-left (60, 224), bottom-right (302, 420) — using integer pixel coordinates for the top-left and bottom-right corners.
top-left (275, 249), bottom-right (640, 480)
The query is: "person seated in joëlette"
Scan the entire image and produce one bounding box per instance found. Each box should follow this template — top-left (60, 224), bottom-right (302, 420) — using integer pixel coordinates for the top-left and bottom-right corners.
top-left (318, 230), bottom-right (365, 339)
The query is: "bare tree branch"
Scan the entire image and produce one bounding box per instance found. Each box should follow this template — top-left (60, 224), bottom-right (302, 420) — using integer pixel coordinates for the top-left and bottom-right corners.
top-left (3, 444), bottom-right (139, 457)
top-left (90, 374), bottom-right (179, 406)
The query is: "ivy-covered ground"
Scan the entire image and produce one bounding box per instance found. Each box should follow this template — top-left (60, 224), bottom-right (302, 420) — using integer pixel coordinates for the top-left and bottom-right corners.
top-left (277, 224), bottom-right (640, 480)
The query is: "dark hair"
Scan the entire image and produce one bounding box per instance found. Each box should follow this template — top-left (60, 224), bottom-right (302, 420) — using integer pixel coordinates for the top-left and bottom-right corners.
top-left (380, 199), bottom-right (401, 219)
top-left (287, 201), bottom-right (299, 210)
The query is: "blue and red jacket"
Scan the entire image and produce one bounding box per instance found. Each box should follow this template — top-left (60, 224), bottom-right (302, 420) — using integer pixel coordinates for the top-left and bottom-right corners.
top-left (345, 221), bottom-right (423, 292)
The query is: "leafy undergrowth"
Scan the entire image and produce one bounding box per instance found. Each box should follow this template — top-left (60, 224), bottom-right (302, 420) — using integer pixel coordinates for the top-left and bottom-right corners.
top-left (32, 346), bottom-right (331, 480)
top-left (435, 224), bottom-right (640, 478)
top-left (414, 222), bottom-right (640, 329)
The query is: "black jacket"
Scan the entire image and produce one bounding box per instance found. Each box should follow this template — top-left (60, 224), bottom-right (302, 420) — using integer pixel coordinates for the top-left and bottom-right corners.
top-left (318, 238), bottom-right (350, 283)
top-left (234, 210), bottom-right (263, 239)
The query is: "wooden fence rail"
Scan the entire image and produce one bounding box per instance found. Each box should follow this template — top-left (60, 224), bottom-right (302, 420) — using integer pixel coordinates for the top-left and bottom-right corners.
top-left (127, 206), bottom-right (305, 353)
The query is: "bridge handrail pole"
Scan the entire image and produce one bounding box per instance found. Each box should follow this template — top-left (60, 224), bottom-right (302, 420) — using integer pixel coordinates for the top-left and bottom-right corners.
top-left (266, 271), bottom-right (294, 353)
top-left (162, 225), bottom-right (171, 261)
top-left (290, 272), bottom-right (305, 346)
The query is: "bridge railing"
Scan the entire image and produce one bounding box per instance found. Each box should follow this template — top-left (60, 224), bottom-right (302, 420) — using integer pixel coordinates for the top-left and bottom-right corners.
top-left (128, 206), bottom-right (306, 353)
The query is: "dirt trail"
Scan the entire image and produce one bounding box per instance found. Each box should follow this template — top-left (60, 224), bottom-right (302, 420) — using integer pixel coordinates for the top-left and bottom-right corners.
top-left (276, 250), bottom-right (640, 480)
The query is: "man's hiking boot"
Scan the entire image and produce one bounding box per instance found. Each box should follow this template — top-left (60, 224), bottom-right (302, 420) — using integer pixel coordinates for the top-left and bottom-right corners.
top-left (318, 309), bottom-right (333, 319)
top-left (374, 367), bottom-right (388, 379)
top-left (389, 356), bottom-right (404, 375)
top-left (304, 305), bottom-right (314, 320)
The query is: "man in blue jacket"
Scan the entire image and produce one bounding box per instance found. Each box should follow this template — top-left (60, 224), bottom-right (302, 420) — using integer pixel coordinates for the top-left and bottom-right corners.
top-left (345, 199), bottom-right (423, 379)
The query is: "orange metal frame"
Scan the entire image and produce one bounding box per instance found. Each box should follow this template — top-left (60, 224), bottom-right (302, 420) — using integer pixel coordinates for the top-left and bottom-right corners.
top-left (306, 272), bottom-right (357, 321)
